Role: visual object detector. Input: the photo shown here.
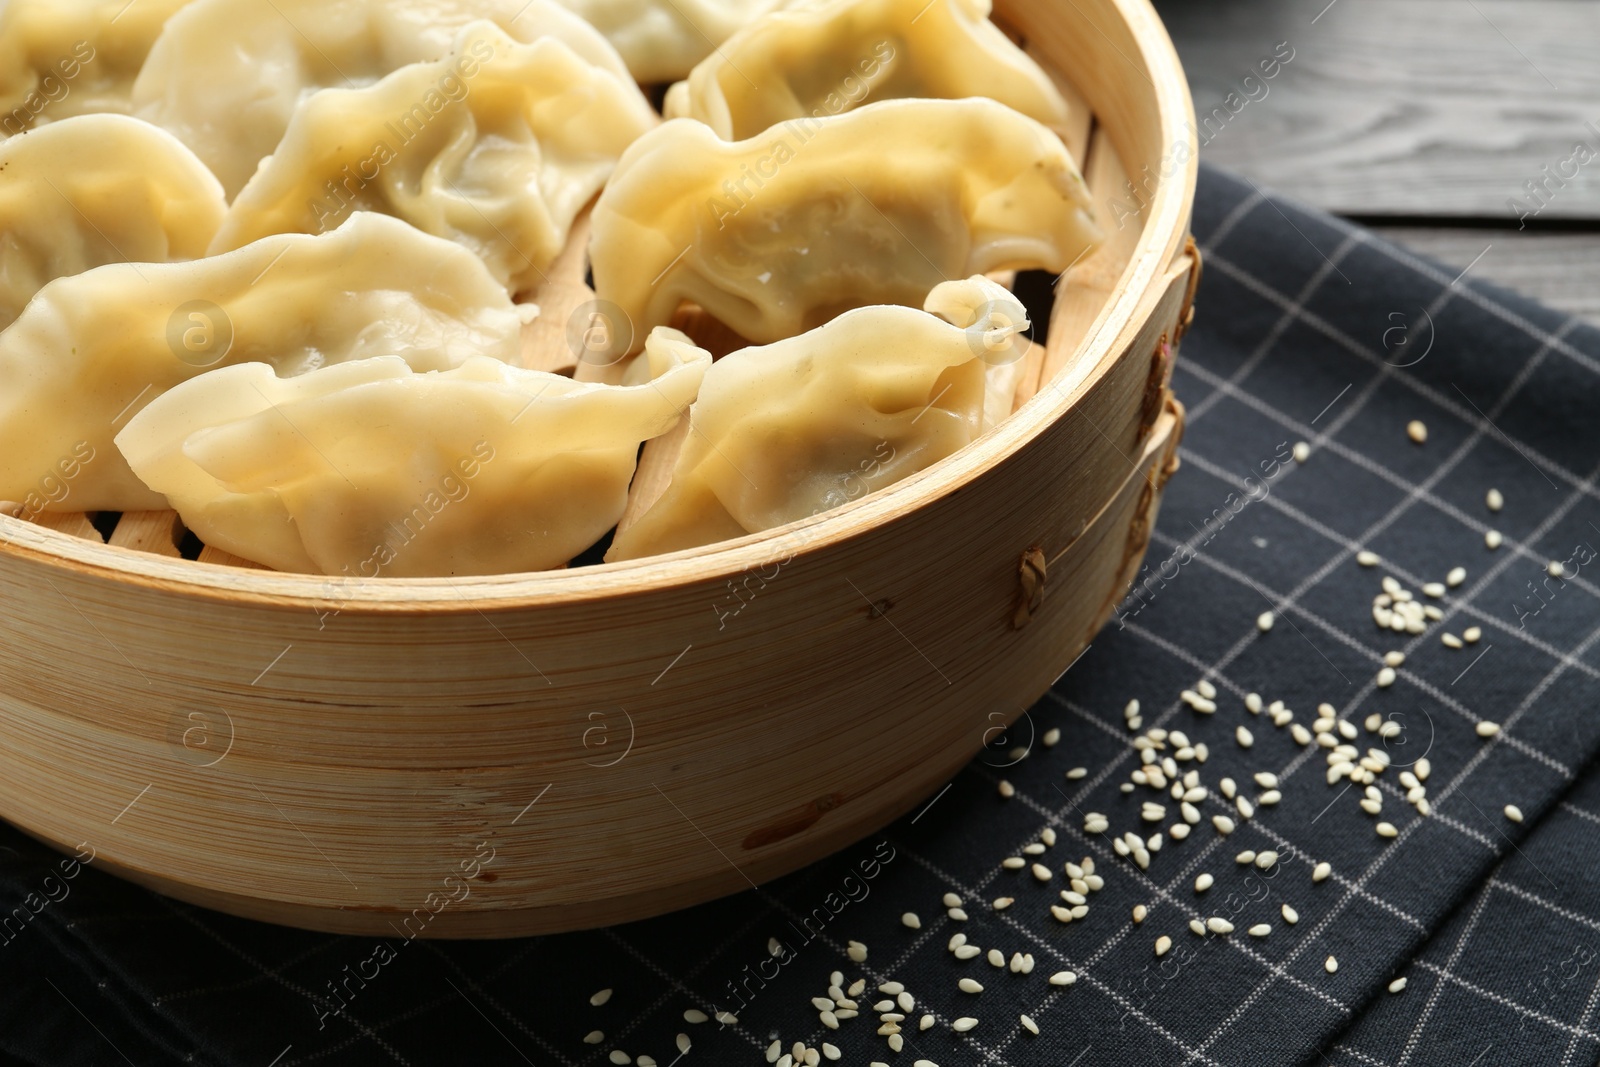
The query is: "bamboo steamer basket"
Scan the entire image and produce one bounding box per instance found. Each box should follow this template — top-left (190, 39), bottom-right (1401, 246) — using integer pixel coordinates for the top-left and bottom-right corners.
top-left (0, 0), bottom-right (1199, 936)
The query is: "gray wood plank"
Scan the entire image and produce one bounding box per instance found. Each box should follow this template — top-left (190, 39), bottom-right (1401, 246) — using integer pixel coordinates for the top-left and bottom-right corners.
top-left (1375, 227), bottom-right (1600, 327)
top-left (1153, 0), bottom-right (1600, 219)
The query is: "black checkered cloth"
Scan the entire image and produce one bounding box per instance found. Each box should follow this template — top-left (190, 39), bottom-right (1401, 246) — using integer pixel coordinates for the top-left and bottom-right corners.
top-left (3, 165), bottom-right (1600, 1067)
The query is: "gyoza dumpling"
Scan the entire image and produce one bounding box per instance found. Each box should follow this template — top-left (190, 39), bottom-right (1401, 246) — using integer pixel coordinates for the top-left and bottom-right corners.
top-left (132, 0), bottom-right (632, 197)
top-left (589, 99), bottom-right (1099, 347)
top-left (211, 21), bottom-right (658, 299)
top-left (0, 114), bottom-right (226, 331)
top-left (606, 276), bottom-right (1024, 561)
top-left (550, 0), bottom-right (783, 83)
top-left (0, 0), bottom-right (196, 133)
top-left (116, 332), bottom-right (710, 576)
top-left (663, 0), bottom-right (1070, 140)
top-left (0, 214), bottom-right (522, 512)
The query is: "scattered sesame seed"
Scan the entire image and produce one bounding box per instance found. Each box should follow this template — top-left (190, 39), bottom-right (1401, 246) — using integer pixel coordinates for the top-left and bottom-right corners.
top-left (1246, 692), bottom-right (1263, 714)
top-left (942, 892), bottom-right (961, 908)
top-left (1043, 727), bottom-right (1061, 747)
top-left (1003, 856), bottom-right (1027, 869)
top-left (1505, 805), bottom-right (1524, 823)
top-left (1256, 851), bottom-right (1279, 870)
top-left (683, 1010), bottom-right (708, 1024)
top-left (954, 945), bottom-right (981, 959)
top-left (1485, 529), bottom-right (1502, 550)
top-left (988, 949), bottom-right (1005, 968)
top-left (991, 896), bottom-right (1013, 911)
top-left (1442, 633), bottom-right (1463, 649)
top-left (1406, 420), bottom-right (1427, 444)
top-left (902, 912), bottom-right (922, 930)
top-left (998, 780), bottom-right (1015, 798)
top-left (953, 1017), bottom-right (979, 1032)
top-left (591, 988), bottom-right (613, 1007)
top-left (1376, 822), bottom-right (1398, 838)
top-left (1133, 904), bottom-right (1148, 923)
top-left (958, 979), bottom-right (983, 994)
top-left (947, 907), bottom-right (968, 922)
top-left (1196, 873), bottom-right (1214, 892)
top-left (1041, 827), bottom-right (1057, 846)
top-left (1020, 1014), bottom-right (1039, 1036)
top-left (1476, 721), bottom-right (1501, 738)
top-left (1447, 566), bottom-right (1467, 587)
top-left (1464, 627), bottom-right (1481, 643)
top-left (1313, 862), bottom-right (1332, 883)
top-left (1049, 971), bottom-right (1077, 986)
top-left (1248, 924), bottom-right (1271, 937)
top-left (823, 1043), bottom-right (841, 1061)
top-left (1237, 797), bottom-right (1255, 819)
top-left (1282, 904), bottom-right (1299, 924)
top-left (888, 1036), bottom-right (903, 1054)
top-left (1257, 611), bottom-right (1276, 633)
top-left (1388, 977), bottom-right (1407, 994)
top-left (1259, 789), bottom-right (1282, 805)
top-left (716, 1011), bottom-right (738, 1025)
top-left (1384, 651), bottom-right (1406, 667)
top-left (1358, 550), bottom-right (1380, 567)
top-left (584, 1031), bottom-right (605, 1045)
top-left (1032, 863), bottom-right (1053, 882)
top-left (1293, 441), bottom-right (1311, 463)
top-left (1206, 917), bottom-right (1234, 934)
top-left (1550, 561), bottom-right (1567, 578)
top-left (1155, 935), bottom-right (1172, 956)
top-left (1236, 850), bottom-right (1256, 865)
top-left (1213, 815), bottom-right (1236, 835)
top-left (1237, 725), bottom-right (1255, 748)
top-left (1198, 679), bottom-right (1217, 699)
top-left (1067, 767), bottom-right (1087, 780)
top-left (1325, 956), bottom-right (1338, 974)
top-left (609, 1052), bottom-right (630, 1065)
top-left (920, 1015), bottom-right (934, 1031)
top-left (848, 941), bottom-right (868, 963)
top-left (1377, 667), bottom-right (1396, 688)
top-left (1486, 488), bottom-right (1504, 512)
top-left (1291, 723), bottom-right (1313, 746)
top-left (1189, 919), bottom-right (1206, 936)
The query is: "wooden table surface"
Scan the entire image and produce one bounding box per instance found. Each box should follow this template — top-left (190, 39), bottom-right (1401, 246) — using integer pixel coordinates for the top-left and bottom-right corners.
top-left (1152, 0), bottom-right (1600, 326)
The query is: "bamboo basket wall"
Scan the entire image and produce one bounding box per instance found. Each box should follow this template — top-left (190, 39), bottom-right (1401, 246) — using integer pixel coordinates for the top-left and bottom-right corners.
top-left (0, 0), bottom-right (1198, 936)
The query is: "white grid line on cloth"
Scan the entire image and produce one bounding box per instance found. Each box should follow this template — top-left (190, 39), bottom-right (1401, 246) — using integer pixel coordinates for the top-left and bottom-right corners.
top-left (1175, 442), bottom-right (1600, 684)
top-left (1148, 532), bottom-right (1574, 777)
top-left (1371, 777), bottom-right (1498, 852)
top-left (423, 943), bottom-right (581, 1067)
top-left (1331, 1042), bottom-right (1392, 1067)
top-left (1185, 233), bottom-right (1365, 425)
top-left (1489, 878), bottom-right (1600, 937)
top-left (1205, 252), bottom-right (1600, 508)
top-left (1562, 937), bottom-right (1600, 1066)
top-left (1174, 355), bottom-right (1600, 616)
top-left (886, 829), bottom-right (1233, 1067)
top-left (567, 886), bottom-right (789, 1066)
top-left (597, 929), bottom-right (769, 1056)
top-left (147, 936), bottom-right (344, 1008)
top-left (1200, 189), bottom-right (1266, 254)
top-left (1396, 876), bottom-right (1497, 1066)
top-left (1561, 801), bottom-right (1600, 826)
top-left (154, 900), bottom-right (411, 1066)
top-left (1174, 451), bottom-right (1600, 1063)
top-left (1050, 692), bottom-right (1432, 934)
top-left (1413, 959), bottom-right (1600, 1042)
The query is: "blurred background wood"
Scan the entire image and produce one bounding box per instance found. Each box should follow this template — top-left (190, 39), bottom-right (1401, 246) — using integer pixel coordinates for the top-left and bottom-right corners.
top-left (1154, 0), bottom-right (1600, 326)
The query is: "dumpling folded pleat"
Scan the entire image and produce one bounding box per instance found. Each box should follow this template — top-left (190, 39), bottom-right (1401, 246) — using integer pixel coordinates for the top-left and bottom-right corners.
top-left (0, 114), bottom-right (226, 330)
top-left (664, 0), bottom-right (1071, 140)
top-left (0, 213), bottom-right (522, 512)
top-left (0, 0), bottom-right (196, 132)
top-left (115, 331), bottom-right (711, 576)
top-left (209, 20), bottom-right (658, 299)
top-left (606, 276), bottom-right (1026, 562)
top-left (589, 98), bottom-right (1100, 347)
top-left (133, 0), bottom-right (634, 197)
top-left (548, 0), bottom-right (784, 84)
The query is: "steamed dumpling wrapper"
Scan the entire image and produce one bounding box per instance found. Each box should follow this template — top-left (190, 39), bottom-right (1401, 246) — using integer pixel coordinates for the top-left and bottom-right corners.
top-left (0, 114), bottom-right (225, 330)
top-left (0, 0), bottom-right (196, 131)
top-left (606, 276), bottom-right (1028, 561)
top-left (663, 0), bottom-right (1071, 140)
top-left (0, 214), bottom-right (522, 512)
top-left (589, 98), bottom-right (1099, 347)
top-left (133, 0), bottom-right (633, 197)
top-left (211, 20), bottom-right (658, 298)
top-left (548, 0), bottom-right (783, 83)
top-left (116, 331), bottom-right (711, 576)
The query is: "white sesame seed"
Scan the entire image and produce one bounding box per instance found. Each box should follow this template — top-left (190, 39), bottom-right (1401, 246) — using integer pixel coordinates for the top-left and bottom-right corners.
top-left (848, 940), bottom-right (868, 963)
top-left (953, 1018), bottom-right (978, 1033)
top-left (1282, 904), bottom-right (1299, 924)
top-left (1248, 924), bottom-right (1271, 937)
top-left (1464, 627), bottom-right (1481, 643)
top-left (1325, 955), bottom-right (1338, 974)
top-left (609, 1052), bottom-right (630, 1065)
top-left (1195, 873), bottom-right (1215, 893)
top-left (947, 933), bottom-right (967, 951)
top-left (998, 779), bottom-right (1015, 798)
top-left (683, 1010), bottom-right (708, 1024)
top-left (1237, 797), bottom-right (1255, 819)
top-left (1213, 815), bottom-right (1236, 835)
top-left (812, 997), bottom-right (836, 1012)
top-left (1043, 727), bottom-right (1061, 748)
top-left (1291, 724), bottom-right (1313, 746)
top-left (1125, 699), bottom-right (1141, 719)
top-left (1206, 917), bottom-right (1234, 934)
top-left (941, 892), bottom-right (961, 908)
top-left (1189, 919), bottom-right (1206, 936)
top-left (1020, 1013), bottom-right (1040, 1036)
top-left (1550, 560), bottom-right (1567, 578)
top-left (1384, 651), bottom-right (1406, 667)
top-left (919, 1015), bottom-right (934, 1031)
top-left (1198, 679), bottom-right (1217, 699)
top-left (1293, 441), bottom-right (1311, 463)
top-left (1388, 977), bottom-right (1407, 994)
top-left (584, 1031), bottom-right (606, 1045)
top-left (1377, 667), bottom-right (1396, 688)
top-left (888, 1036), bottom-right (903, 1054)
top-left (988, 948), bottom-right (1005, 968)
top-left (1245, 692), bottom-right (1263, 714)
top-left (1422, 582), bottom-right (1446, 599)
top-left (1133, 904), bottom-right (1148, 923)
top-left (1257, 611), bottom-right (1275, 633)
top-left (954, 945), bottom-right (981, 959)
top-left (947, 907), bottom-right (968, 921)
top-left (821, 1011), bottom-right (840, 1029)
top-left (1358, 550), bottom-right (1380, 567)
top-left (1505, 805), bottom-right (1524, 823)
top-left (1442, 633), bottom-right (1463, 649)
top-left (1066, 766), bottom-right (1087, 780)
top-left (1032, 863), bottom-right (1053, 882)
top-left (1256, 851), bottom-right (1279, 870)
top-left (902, 912), bottom-right (921, 929)
top-left (879, 981), bottom-right (904, 995)
top-left (1407, 420), bottom-right (1427, 443)
top-left (1049, 971), bottom-right (1077, 986)
top-left (767, 1041), bottom-right (781, 1062)
top-left (1236, 850), bottom-right (1257, 866)
top-left (1485, 529), bottom-right (1503, 549)
top-left (1447, 566), bottom-right (1467, 587)
top-left (823, 1044), bottom-right (841, 1062)
top-left (1155, 935), bottom-right (1172, 956)
top-left (1380, 722), bottom-right (1402, 739)
top-left (1313, 862), bottom-right (1332, 882)
top-left (590, 988), bottom-right (614, 1007)
top-left (1236, 725), bottom-right (1254, 748)
top-left (958, 978), bottom-right (983, 994)
top-left (1476, 721), bottom-right (1501, 738)
top-left (1259, 790), bottom-right (1282, 805)
top-left (1376, 822), bottom-right (1398, 838)
top-left (1041, 827), bottom-right (1057, 847)
top-left (1486, 487), bottom-right (1504, 511)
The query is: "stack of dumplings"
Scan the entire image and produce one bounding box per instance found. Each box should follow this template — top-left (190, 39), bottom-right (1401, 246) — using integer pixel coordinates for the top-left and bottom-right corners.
top-left (0, 0), bottom-right (1101, 578)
